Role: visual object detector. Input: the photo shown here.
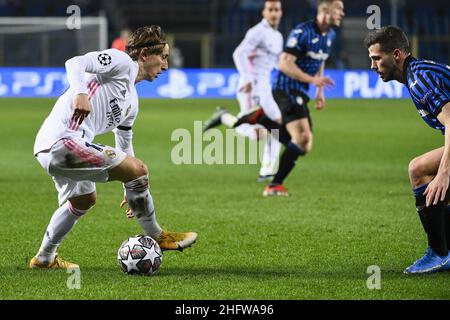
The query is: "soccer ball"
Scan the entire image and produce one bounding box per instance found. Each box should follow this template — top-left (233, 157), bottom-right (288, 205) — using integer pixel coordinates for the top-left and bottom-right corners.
top-left (117, 235), bottom-right (163, 275)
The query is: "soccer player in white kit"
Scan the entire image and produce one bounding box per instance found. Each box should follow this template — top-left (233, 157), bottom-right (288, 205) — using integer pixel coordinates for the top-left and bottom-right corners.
top-left (203, 0), bottom-right (283, 182)
top-left (30, 26), bottom-right (197, 269)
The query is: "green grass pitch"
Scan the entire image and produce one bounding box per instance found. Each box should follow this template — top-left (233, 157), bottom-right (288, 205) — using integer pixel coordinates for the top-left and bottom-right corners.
top-left (0, 97), bottom-right (449, 300)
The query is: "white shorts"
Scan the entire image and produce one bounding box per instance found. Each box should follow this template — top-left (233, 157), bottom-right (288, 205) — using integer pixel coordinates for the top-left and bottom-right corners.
top-left (36, 137), bottom-right (127, 206)
top-left (236, 77), bottom-right (281, 121)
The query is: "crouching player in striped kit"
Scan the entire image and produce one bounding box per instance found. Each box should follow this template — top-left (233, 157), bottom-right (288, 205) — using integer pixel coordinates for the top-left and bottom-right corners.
top-left (365, 26), bottom-right (450, 274)
top-left (30, 25), bottom-right (197, 269)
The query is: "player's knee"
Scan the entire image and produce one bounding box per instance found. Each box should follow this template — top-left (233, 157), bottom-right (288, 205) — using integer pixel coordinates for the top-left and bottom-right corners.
top-left (69, 192), bottom-right (96, 212)
top-left (292, 135), bottom-right (312, 154)
top-left (130, 159), bottom-right (148, 179)
top-left (408, 158), bottom-right (426, 185)
top-left (302, 135), bottom-right (313, 153)
top-left (137, 161), bottom-right (149, 177)
top-left (290, 137), bottom-right (302, 148)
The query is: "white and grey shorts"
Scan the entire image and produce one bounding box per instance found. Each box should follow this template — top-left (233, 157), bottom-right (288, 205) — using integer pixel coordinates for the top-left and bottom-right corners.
top-left (36, 137), bottom-right (126, 205)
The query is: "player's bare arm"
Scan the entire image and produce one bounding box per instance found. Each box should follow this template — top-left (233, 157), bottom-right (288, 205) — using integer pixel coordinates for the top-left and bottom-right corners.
top-left (279, 52), bottom-right (334, 88)
top-left (315, 62), bottom-right (326, 110)
top-left (424, 102), bottom-right (450, 207)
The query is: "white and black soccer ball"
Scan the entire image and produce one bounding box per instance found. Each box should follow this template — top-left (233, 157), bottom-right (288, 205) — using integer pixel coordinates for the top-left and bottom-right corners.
top-left (117, 235), bottom-right (163, 276)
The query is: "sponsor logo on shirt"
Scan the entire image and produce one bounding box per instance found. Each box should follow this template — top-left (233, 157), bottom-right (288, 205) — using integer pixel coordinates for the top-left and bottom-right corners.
top-left (306, 50), bottom-right (329, 61)
top-left (420, 90), bottom-right (433, 105)
top-left (107, 97), bottom-right (122, 128)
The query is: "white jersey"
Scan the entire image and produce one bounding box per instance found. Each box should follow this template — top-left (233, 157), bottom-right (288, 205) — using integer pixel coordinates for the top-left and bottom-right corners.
top-left (232, 18), bottom-right (283, 86)
top-left (34, 49), bottom-right (139, 156)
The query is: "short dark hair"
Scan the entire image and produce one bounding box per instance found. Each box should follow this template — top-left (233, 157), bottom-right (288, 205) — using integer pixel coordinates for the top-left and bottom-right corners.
top-left (126, 25), bottom-right (167, 61)
top-left (317, 0), bottom-right (342, 6)
top-left (364, 25), bottom-right (410, 54)
top-left (263, 0), bottom-right (281, 7)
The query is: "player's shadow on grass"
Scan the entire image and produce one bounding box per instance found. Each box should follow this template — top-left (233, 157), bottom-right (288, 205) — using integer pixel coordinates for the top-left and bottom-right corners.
top-left (16, 265), bottom-right (371, 280)
top-left (156, 265), bottom-right (369, 280)
top-left (156, 265), bottom-right (450, 279)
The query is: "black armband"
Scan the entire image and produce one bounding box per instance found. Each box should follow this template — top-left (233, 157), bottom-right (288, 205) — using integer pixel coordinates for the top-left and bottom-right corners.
top-left (117, 125), bottom-right (132, 131)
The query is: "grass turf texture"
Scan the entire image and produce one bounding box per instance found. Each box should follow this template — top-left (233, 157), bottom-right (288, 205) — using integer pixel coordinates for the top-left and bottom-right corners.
top-left (0, 98), bottom-right (449, 300)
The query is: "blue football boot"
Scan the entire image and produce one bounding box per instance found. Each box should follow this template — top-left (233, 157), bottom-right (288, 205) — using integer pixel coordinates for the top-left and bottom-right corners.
top-left (404, 247), bottom-right (450, 274)
top-left (441, 253), bottom-right (450, 271)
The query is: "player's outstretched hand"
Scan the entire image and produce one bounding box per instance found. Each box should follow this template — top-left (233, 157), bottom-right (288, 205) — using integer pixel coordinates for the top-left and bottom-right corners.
top-left (424, 172), bottom-right (449, 207)
top-left (71, 93), bottom-right (91, 125)
top-left (316, 93), bottom-right (325, 110)
top-left (312, 76), bottom-right (335, 89)
top-left (120, 196), bottom-right (134, 219)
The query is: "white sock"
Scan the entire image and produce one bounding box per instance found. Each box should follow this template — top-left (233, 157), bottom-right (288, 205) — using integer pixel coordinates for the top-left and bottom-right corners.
top-left (124, 176), bottom-right (162, 239)
top-left (37, 202), bottom-right (86, 264)
top-left (220, 112), bottom-right (237, 128)
top-left (259, 134), bottom-right (281, 176)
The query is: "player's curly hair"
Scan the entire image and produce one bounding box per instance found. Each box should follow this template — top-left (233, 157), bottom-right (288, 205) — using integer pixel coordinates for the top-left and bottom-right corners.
top-left (126, 25), bottom-right (167, 61)
top-left (364, 26), bottom-right (410, 54)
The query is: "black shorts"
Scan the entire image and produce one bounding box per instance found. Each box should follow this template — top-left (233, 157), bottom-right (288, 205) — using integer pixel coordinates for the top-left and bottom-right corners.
top-left (273, 89), bottom-right (312, 129)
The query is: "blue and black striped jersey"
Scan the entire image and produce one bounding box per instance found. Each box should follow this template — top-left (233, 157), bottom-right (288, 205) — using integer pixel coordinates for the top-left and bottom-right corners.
top-left (273, 20), bottom-right (336, 98)
top-left (403, 56), bottom-right (450, 133)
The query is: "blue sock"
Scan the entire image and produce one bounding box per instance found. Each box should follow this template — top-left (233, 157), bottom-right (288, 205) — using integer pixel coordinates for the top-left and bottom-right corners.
top-left (413, 183), bottom-right (428, 200)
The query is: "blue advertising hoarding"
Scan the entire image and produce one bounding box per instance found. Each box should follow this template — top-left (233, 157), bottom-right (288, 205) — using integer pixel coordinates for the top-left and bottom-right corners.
top-left (0, 67), bottom-right (410, 99)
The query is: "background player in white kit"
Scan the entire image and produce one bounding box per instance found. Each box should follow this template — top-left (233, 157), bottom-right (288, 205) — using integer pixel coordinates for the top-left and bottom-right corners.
top-left (203, 0), bottom-right (283, 182)
top-left (30, 25), bottom-right (197, 269)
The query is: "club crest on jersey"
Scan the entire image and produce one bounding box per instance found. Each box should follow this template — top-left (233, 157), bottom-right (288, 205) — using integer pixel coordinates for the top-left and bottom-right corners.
top-left (125, 105), bottom-right (132, 117)
top-left (98, 53), bottom-right (112, 66)
top-left (104, 149), bottom-right (116, 159)
top-left (287, 37), bottom-right (298, 48)
top-left (417, 109), bottom-right (429, 117)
